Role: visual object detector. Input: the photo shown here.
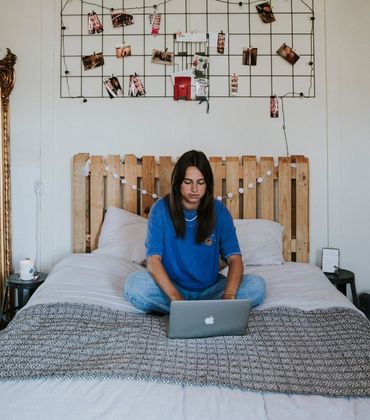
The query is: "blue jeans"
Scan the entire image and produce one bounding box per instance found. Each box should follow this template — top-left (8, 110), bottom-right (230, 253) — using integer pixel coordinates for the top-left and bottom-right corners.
top-left (124, 272), bottom-right (266, 314)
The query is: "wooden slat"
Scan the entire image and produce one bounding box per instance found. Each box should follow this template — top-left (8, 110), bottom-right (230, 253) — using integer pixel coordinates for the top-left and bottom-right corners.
top-left (73, 153), bottom-right (90, 252)
top-left (294, 155), bottom-right (309, 262)
top-left (90, 156), bottom-right (104, 251)
top-left (123, 154), bottom-right (138, 213)
top-left (291, 239), bottom-right (297, 253)
top-left (225, 157), bottom-right (239, 218)
top-left (278, 157), bottom-right (291, 261)
top-left (243, 156), bottom-right (257, 219)
top-left (106, 155), bottom-right (120, 208)
top-left (159, 156), bottom-right (172, 197)
top-left (260, 157), bottom-right (274, 220)
top-left (142, 156), bottom-right (156, 217)
top-left (209, 157), bottom-right (223, 199)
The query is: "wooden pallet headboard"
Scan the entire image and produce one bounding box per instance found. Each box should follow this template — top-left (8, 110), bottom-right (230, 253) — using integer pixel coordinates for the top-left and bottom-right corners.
top-left (73, 154), bottom-right (309, 262)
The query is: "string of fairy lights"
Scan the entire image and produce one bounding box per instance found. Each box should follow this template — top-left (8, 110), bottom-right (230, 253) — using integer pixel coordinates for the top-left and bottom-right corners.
top-left (82, 157), bottom-right (299, 203)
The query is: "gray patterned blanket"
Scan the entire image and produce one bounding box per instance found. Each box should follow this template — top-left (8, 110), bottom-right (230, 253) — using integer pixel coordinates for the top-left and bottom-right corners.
top-left (0, 302), bottom-right (369, 398)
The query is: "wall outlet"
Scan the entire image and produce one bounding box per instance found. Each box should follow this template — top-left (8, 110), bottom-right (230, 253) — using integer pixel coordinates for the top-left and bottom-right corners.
top-left (34, 179), bottom-right (44, 195)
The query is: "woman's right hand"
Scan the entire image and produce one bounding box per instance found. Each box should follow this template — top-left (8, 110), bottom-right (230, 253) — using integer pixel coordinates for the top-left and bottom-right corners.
top-left (147, 255), bottom-right (184, 301)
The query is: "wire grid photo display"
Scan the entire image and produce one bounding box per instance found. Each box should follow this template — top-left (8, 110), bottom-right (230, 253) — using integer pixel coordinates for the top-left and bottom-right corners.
top-left (60, 0), bottom-right (315, 99)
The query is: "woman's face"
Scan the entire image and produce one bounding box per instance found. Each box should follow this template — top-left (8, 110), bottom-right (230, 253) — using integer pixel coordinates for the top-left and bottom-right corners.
top-left (180, 166), bottom-right (207, 209)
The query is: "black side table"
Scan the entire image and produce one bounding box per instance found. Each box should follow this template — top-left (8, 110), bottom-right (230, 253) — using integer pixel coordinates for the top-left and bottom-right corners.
top-left (359, 293), bottom-right (370, 319)
top-left (325, 268), bottom-right (359, 308)
top-left (1, 272), bottom-right (47, 328)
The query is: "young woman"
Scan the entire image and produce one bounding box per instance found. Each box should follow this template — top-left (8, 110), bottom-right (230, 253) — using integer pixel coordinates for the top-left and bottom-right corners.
top-left (124, 150), bottom-right (265, 314)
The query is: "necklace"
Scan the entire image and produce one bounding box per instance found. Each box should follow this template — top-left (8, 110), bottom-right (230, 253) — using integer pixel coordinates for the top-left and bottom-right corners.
top-left (184, 214), bottom-right (198, 222)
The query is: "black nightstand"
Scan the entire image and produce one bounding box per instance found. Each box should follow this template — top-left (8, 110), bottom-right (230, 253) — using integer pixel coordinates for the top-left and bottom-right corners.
top-left (0, 272), bottom-right (47, 328)
top-left (325, 268), bottom-right (359, 308)
top-left (359, 293), bottom-right (370, 319)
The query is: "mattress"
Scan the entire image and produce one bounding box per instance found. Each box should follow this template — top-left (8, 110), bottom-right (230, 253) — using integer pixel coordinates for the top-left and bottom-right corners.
top-left (0, 253), bottom-right (369, 420)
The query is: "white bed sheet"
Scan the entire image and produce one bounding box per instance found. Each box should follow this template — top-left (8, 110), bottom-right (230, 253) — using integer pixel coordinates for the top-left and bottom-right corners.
top-left (0, 253), bottom-right (368, 420)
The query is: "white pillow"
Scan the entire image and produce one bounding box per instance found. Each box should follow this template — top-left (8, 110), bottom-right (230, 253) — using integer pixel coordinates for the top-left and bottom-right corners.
top-left (94, 209), bottom-right (283, 267)
top-left (93, 207), bottom-right (147, 263)
top-left (233, 219), bottom-right (284, 266)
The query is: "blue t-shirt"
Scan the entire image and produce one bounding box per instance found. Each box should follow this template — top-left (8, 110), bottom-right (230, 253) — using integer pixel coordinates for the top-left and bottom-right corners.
top-left (146, 198), bottom-right (241, 290)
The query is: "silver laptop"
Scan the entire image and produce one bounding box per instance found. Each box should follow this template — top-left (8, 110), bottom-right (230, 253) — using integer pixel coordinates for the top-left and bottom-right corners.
top-left (167, 299), bottom-right (251, 339)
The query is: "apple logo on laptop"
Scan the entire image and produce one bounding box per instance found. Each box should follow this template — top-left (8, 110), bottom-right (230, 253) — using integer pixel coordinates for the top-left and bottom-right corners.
top-left (204, 316), bottom-right (215, 325)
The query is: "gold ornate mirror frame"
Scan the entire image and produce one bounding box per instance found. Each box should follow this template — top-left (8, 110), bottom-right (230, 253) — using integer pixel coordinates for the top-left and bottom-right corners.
top-left (0, 49), bottom-right (16, 303)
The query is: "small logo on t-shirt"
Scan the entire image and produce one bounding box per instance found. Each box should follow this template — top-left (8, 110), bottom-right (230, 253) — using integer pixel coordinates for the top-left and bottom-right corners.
top-left (204, 234), bottom-right (215, 246)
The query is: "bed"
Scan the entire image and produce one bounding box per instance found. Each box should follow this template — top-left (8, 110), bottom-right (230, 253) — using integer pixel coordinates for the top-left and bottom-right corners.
top-left (0, 154), bottom-right (369, 420)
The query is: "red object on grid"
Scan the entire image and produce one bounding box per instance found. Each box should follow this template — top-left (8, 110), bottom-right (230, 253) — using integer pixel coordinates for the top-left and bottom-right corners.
top-left (174, 77), bottom-right (192, 101)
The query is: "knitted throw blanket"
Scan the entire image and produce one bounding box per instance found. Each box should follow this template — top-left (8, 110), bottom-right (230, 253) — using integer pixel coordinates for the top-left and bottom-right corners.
top-left (0, 302), bottom-right (369, 398)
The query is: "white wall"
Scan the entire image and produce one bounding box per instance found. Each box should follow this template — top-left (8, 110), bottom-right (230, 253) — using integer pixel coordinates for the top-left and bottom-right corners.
top-left (1, 0), bottom-right (369, 295)
top-left (325, 0), bottom-right (370, 295)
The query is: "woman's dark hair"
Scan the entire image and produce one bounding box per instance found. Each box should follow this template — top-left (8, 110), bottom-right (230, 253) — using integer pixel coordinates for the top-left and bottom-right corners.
top-left (166, 150), bottom-right (215, 243)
